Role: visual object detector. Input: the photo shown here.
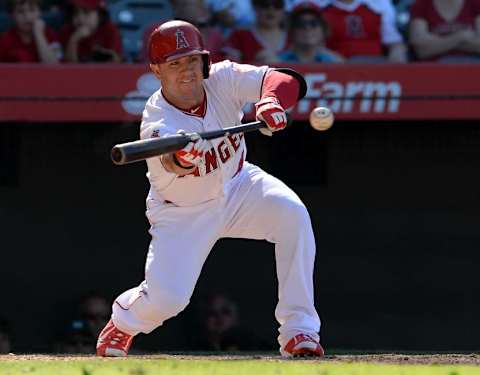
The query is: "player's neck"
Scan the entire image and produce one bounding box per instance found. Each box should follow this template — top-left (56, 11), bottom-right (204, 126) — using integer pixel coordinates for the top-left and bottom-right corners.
top-left (162, 88), bottom-right (205, 110)
top-left (162, 89), bottom-right (205, 112)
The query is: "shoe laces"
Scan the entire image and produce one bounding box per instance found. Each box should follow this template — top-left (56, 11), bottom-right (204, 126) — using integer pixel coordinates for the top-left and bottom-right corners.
top-left (296, 333), bottom-right (317, 344)
top-left (107, 329), bottom-right (131, 348)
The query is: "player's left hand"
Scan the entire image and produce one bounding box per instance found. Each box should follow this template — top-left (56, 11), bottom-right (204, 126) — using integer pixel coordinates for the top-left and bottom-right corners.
top-left (255, 97), bottom-right (287, 136)
top-left (174, 130), bottom-right (210, 168)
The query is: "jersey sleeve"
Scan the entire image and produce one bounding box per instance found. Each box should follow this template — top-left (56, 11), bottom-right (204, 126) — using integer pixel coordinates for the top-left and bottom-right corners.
top-left (379, 0), bottom-right (404, 45)
top-left (139, 94), bottom-right (179, 183)
top-left (223, 61), bottom-right (269, 108)
top-left (140, 100), bottom-right (175, 140)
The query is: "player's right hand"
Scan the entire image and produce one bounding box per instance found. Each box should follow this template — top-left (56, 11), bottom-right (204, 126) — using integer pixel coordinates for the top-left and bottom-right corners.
top-left (255, 96), bottom-right (288, 136)
top-left (174, 130), bottom-right (210, 168)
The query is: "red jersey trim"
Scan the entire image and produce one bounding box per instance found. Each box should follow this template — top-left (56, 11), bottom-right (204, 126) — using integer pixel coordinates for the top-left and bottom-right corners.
top-left (161, 89), bottom-right (207, 118)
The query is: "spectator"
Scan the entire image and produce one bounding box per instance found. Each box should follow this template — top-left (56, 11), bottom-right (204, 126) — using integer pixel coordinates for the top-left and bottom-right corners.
top-left (0, 317), bottom-right (13, 354)
top-left (54, 319), bottom-right (96, 354)
top-left (141, 0), bottom-right (226, 63)
top-left (53, 293), bottom-right (110, 354)
top-left (321, 0), bottom-right (408, 62)
top-left (190, 292), bottom-right (270, 351)
top-left (409, 0), bottom-right (480, 62)
top-left (278, 1), bottom-right (344, 63)
top-left (225, 0), bottom-right (288, 64)
top-left (60, 0), bottom-right (122, 62)
top-left (0, 0), bottom-right (61, 63)
top-left (78, 293), bottom-right (111, 338)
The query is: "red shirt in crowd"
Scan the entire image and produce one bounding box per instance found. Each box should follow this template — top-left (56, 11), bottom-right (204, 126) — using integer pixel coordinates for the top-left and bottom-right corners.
top-left (410, 0), bottom-right (480, 60)
top-left (225, 28), bottom-right (288, 64)
top-left (0, 27), bottom-right (60, 62)
top-left (60, 21), bottom-right (122, 62)
top-left (321, 0), bottom-right (402, 58)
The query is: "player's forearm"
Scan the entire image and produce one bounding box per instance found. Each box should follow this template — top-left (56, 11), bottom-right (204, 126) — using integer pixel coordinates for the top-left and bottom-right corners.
top-left (411, 33), bottom-right (465, 59)
top-left (109, 50), bottom-right (122, 63)
top-left (160, 153), bottom-right (195, 175)
top-left (261, 70), bottom-right (301, 109)
top-left (459, 36), bottom-right (480, 53)
top-left (65, 37), bottom-right (81, 62)
top-left (387, 43), bottom-right (407, 63)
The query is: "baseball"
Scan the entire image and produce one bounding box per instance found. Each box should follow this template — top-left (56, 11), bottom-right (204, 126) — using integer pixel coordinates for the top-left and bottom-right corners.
top-left (309, 107), bottom-right (334, 131)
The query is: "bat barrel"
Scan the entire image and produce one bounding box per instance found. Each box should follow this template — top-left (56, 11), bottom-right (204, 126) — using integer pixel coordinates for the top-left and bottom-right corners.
top-left (111, 135), bottom-right (191, 165)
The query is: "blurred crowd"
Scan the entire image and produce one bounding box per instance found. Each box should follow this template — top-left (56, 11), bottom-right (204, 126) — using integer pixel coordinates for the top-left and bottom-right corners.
top-left (1, 0), bottom-right (480, 64)
top-left (0, 291), bottom-right (269, 354)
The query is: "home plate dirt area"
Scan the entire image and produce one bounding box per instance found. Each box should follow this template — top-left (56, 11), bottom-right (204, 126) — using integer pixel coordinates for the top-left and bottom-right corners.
top-left (1, 353), bottom-right (480, 365)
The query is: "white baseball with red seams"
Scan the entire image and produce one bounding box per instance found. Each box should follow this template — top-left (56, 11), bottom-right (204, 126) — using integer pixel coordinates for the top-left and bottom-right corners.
top-left (110, 60), bottom-right (321, 351)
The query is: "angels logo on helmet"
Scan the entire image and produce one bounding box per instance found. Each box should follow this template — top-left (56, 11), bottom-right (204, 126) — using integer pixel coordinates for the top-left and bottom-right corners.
top-left (175, 29), bottom-right (190, 49)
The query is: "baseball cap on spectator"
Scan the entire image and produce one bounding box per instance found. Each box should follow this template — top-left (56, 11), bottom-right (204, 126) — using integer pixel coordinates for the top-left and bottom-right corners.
top-left (290, 1), bottom-right (323, 18)
top-left (289, 1), bottom-right (329, 33)
top-left (68, 0), bottom-right (106, 10)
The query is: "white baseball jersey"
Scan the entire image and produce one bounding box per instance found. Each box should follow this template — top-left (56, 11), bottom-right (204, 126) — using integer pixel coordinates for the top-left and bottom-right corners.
top-left (112, 60), bottom-right (321, 352)
top-left (140, 60), bottom-right (269, 206)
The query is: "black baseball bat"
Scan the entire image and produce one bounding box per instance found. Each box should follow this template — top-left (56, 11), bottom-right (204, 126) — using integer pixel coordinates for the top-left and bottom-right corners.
top-left (111, 120), bottom-right (267, 165)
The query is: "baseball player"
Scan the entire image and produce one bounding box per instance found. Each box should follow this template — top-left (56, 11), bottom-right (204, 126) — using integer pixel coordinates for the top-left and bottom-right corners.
top-left (96, 20), bottom-right (324, 358)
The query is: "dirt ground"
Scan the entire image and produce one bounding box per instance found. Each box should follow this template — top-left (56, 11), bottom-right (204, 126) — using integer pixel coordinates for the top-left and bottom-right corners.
top-left (1, 353), bottom-right (480, 365)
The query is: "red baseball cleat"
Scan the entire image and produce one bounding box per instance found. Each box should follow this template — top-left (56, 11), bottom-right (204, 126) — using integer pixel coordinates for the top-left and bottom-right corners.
top-left (281, 333), bottom-right (325, 358)
top-left (96, 319), bottom-right (134, 357)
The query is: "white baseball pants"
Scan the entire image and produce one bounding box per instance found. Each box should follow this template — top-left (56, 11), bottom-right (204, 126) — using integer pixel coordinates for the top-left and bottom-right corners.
top-left (112, 162), bottom-right (320, 349)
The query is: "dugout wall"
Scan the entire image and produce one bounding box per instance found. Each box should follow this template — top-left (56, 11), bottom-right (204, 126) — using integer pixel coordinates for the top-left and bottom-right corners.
top-left (1, 119), bottom-right (480, 352)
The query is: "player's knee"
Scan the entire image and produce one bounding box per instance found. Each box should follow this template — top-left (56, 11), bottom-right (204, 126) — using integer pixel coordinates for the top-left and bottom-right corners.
top-left (278, 199), bottom-right (311, 228)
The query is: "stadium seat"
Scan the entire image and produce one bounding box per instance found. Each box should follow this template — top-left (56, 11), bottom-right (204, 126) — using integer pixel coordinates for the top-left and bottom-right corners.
top-left (0, 12), bottom-right (11, 33)
top-left (108, 0), bottom-right (173, 62)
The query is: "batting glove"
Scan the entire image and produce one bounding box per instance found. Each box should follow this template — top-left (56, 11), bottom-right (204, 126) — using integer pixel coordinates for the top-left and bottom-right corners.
top-left (174, 130), bottom-right (210, 168)
top-left (255, 97), bottom-right (287, 136)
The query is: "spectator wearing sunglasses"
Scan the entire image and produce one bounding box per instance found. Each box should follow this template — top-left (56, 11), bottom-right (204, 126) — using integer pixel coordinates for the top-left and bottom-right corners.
top-left (279, 2), bottom-right (343, 63)
top-left (225, 0), bottom-right (288, 64)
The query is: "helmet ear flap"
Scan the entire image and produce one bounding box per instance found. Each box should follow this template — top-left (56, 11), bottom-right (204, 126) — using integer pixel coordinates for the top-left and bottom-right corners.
top-left (202, 53), bottom-right (211, 79)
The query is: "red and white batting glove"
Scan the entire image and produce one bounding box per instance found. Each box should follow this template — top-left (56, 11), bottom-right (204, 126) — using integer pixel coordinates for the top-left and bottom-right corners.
top-left (174, 130), bottom-right (210, 168)
top-left (255, 96), bottom-right (288, 136)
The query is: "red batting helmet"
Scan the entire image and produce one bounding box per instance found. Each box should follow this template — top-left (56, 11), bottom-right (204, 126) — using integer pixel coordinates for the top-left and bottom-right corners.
top-left (148, 20), bottom-right (211, 78)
